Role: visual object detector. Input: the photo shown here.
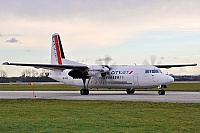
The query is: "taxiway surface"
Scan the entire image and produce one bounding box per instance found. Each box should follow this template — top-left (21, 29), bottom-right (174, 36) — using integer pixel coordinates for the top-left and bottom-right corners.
top-left (0, 91), bottom-right (199, 103)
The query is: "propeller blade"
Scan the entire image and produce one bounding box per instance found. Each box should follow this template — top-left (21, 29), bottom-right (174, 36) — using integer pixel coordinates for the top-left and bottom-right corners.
top-left (95, 55), bottom-right (115, 77)
top-left (150, 55), bottom-right (156, 65)
top-left (95, 58), bottom-right (103, 65)
top-left (104, 55), bottom-right (113, 65)
top-left (157, 60), bottom-right (162, 64)
top-left (143, 55), bottom-right (163, 66)
top-left (142, 59), bottom-right (149, 65)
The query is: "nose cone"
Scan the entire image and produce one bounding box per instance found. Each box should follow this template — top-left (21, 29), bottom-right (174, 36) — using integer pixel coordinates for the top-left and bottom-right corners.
top-left (167, 76), bottom-right (174, 83)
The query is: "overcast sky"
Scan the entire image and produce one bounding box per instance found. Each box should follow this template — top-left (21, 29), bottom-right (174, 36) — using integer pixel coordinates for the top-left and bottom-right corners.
top-left (0, 0), bottom-right (199, 76)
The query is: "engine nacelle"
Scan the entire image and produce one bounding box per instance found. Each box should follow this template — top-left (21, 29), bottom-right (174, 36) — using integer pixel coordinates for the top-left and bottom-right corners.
top-left (68, 66), bottom-right (110, 79)
top-left (101, 66), bottom-right (109, 73)
top-left (68, 69), bottom-right (86, 79)
top-left (68, 69), bottom-right (100, 79)
top-left (87, 70), bottom-right (99, 77)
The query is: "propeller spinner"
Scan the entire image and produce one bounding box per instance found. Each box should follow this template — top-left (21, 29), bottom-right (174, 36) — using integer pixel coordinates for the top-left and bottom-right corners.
top-left (96, 55), bottom-right (114, 77)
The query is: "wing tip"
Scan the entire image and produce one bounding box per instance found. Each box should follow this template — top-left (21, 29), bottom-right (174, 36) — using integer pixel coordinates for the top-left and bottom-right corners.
top-left (2, 62), bottom-right (10, 65)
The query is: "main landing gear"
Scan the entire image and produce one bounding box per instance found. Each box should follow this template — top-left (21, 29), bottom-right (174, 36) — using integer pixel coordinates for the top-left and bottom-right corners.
top-left (126, 88), bottom-right (135, 94)
top-left (158, 85), bottom-right (167, 95)
top-left (80, 89), bottom-right (89, 95)
top-left (80, 78), bottom-right (90, 95)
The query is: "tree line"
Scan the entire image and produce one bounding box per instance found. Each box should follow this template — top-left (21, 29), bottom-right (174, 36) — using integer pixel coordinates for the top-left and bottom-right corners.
top-left (0, 69), bottom-right (57, 83)
top-left (0, 69), bottom-right (49, 78)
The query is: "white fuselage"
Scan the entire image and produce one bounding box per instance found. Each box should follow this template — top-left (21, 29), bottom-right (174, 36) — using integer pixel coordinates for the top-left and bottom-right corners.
top-left (49, 65), bottom-right (174, 89)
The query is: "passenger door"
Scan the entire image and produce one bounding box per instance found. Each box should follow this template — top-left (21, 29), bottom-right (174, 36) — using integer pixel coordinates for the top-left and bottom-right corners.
top-left (133, 74), bottom-right (139, 86)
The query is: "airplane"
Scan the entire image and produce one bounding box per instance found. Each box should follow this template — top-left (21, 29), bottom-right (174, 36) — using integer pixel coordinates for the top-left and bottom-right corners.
top-left (3, 33), bottom-right (197, 95)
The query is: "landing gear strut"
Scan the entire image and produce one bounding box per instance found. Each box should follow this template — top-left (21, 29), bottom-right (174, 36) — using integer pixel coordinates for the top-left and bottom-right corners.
top-left (80, 78), bottom-right (90, 95)
top-left (126, 88), bottom-right (135, 94)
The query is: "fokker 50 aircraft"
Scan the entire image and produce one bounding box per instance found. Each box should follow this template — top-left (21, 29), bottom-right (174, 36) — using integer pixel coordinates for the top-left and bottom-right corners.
top-left (3, 33), bottom-right (197, 95)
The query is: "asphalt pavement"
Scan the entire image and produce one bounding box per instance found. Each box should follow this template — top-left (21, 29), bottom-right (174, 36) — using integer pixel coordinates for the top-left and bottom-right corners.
top-left (0, 91), bottom-right (199, 103)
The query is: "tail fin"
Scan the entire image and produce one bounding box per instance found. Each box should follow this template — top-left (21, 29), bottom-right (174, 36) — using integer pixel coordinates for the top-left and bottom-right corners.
top-left (51, 33), bottom-right (65, 65)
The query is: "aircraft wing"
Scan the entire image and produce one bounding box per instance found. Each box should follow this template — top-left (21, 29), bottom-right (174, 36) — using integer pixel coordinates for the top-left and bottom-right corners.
top-left (2, 62), bottom-right (88, 70)
top-left (154, 63), bottom-right (197, 69)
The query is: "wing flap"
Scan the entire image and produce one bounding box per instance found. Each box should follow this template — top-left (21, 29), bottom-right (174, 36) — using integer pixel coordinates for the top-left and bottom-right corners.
top-left (2, 62), bottom-right (88, 70)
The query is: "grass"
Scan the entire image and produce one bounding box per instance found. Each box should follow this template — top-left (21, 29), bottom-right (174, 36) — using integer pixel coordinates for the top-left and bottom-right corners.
top-left (168, 83), bottom-right (200, 91)
top-left (0, 99), bottom-right (199, 132)
top-left (0, 83), bottom-right (200, 91)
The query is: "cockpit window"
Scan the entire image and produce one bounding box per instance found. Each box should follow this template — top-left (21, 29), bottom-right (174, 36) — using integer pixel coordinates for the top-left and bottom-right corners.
top-left (145, 69), bottom-right (162, 73)
top-left (152, 70), bottom-right (159, 73)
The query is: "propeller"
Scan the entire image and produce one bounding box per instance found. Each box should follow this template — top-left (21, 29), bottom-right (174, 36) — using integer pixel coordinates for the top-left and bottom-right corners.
top-left (150, 55), bottom-right (156, 65)
top-left (143, 55), bottom-right (162, 65)
top-left (96, 55), bottom-right (113, 65)
top-left (95, 55), bottom-right (115, 77)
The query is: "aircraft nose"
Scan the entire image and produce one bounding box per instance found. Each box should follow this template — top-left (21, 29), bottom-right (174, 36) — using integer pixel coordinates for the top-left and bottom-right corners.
top-left (167, 76), bottom-right (174, 83)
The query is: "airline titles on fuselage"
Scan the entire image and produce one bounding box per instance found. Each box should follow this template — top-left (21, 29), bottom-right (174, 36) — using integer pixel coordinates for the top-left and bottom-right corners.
top-left (110, 70), bottom-right (133, 75)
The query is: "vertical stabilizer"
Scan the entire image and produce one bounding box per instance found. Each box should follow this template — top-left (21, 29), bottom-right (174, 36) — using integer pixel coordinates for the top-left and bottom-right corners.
top-left (51, 33), bottom-right (65, 65)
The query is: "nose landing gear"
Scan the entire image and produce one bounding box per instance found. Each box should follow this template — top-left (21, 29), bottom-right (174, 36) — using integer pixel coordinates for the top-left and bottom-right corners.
top-left (158, 89), bottom-right (165, 95)
top-left (158, 85), bottom-right (167, 95)
top-left (126, 88), bottom-right (135, 94)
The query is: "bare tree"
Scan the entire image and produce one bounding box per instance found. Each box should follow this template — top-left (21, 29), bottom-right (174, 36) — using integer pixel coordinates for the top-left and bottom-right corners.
top-left (25, 69), bottom-right (31, 77)
top-left (39, 69), bottom-right (46, 77)
top-left (21, 71), bottom-right (26, 77)
top-left (31, 69), bottom-right (38, 77)
top-left (22, 69), bottom-right (38, 77)
top-left (39, 69), bottom-right (49, 77)
top-left (0, 70), bottom-right (7, 77)
top-left (21, 69), bottom-right (49, 77)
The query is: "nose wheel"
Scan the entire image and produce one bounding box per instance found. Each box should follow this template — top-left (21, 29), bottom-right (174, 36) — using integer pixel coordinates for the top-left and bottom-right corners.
top-left (126, 88), bottom-right (135, 94)
top-left (158, 85), bottom-right (166, 95)
top-left (158, 89), bottom-right (165, 95)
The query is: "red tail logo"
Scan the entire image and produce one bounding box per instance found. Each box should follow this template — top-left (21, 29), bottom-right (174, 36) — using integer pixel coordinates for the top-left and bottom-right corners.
top-left (53, 35), bottom-right (62, 65)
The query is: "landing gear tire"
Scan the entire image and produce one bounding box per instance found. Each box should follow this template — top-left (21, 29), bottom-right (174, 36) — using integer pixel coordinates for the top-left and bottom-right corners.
top-left (80, 89), bottom-right (89, 95)
top-left (158, 90), bottom-right (165, 95)
top-left (126, 89), bottom-right (135, 94)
